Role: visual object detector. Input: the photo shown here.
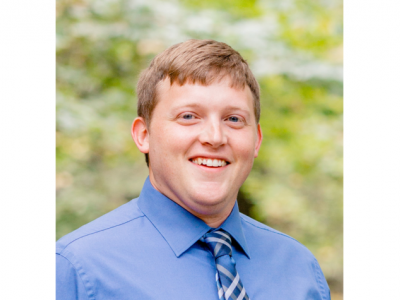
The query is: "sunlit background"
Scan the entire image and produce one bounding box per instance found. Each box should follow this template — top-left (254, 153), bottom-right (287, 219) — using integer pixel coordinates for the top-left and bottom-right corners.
top-left (56, 0), bottom-right (343, 298)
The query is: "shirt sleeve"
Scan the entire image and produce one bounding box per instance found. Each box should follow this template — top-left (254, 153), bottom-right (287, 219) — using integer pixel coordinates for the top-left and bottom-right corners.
top-left (56, 254), bottom-right (90, 300)
top-left (313, 258), bottom-right (331, 300)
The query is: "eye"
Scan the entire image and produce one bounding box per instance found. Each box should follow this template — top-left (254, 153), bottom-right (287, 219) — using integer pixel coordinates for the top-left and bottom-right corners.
top-left (225, 115), bottom-right (247, 128)
top-left (176, 113), bottom-right (199, 125)
top-left (182, 114), bottom-right (194, 120)
top-left (228, 116), bottom-right (240, 122)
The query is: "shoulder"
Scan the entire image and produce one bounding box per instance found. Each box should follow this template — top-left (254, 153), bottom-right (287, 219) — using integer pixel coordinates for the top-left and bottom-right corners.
top-left (240, 213), bottom-right (330, 299)
top-left (239, 213), bottom-right (315, 258)
top-left (240, 212), bottom-right (297, 242)
top-left (56, 198), bottom-right (144, 256)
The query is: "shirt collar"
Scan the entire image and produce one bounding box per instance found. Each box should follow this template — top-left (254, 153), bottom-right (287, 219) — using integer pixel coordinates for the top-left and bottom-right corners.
top-left (137, 177), bottom-right (250, 259)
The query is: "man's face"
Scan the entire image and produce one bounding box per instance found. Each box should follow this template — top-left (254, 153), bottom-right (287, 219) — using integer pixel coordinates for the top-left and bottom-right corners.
top-left (145, 76), bottom-right (262, 217)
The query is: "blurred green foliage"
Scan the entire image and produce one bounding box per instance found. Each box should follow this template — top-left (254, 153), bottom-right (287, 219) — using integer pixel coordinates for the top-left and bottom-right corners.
top-left (57, 0), bottom-right (342, 297)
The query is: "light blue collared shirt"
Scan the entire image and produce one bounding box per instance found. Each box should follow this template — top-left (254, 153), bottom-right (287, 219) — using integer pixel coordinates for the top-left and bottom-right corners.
top-left (56, 177), bottom-right (330, 299)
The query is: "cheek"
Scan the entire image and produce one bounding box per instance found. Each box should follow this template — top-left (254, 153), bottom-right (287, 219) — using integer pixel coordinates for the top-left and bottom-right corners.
top-left (231, 135), bottom-right (257, 158)
top-left (150, 125), bottom-right (196, 156)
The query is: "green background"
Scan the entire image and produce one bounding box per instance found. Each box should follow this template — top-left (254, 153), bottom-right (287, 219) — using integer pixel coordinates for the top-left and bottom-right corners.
top-left (56, 0), bottom-right (343, 298)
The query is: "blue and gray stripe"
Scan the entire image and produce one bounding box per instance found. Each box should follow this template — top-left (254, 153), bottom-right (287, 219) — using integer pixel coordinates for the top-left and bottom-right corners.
top-left (203, 229), bottom-right (250, 300)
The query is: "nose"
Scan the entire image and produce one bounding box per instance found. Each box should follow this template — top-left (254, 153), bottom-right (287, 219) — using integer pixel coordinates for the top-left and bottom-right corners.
top-left (199, 117), bottom-right (227, 148)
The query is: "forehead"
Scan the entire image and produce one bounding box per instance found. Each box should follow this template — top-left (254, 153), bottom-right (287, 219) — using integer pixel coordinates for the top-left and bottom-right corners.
top-left (155, 75), bottom-right (253, 107)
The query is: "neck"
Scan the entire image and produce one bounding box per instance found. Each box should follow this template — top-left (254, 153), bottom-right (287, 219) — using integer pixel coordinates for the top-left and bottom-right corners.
top-left (191, 206), bottom-right (233, 228)
top-left (148, 175), bottom-right (236, 228)
top-left (167, 192), bottom-right (235, 228)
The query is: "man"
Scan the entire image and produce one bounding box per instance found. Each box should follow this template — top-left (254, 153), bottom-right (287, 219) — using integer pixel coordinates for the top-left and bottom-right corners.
top-left (56, 39), bottom-right (331, 299)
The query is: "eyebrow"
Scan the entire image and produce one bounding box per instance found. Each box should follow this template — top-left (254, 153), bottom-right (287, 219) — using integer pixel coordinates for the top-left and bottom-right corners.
top-left (224, 105), bottom-right (251, 112)
top-left (169, 102), bottom-right (202, 109)
top-left (170, 102), bottom-right (250, 112)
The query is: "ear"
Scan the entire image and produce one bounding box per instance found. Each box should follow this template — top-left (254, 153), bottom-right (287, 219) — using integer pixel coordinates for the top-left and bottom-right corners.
top-left (254, 123), bottom-right (263, 158)
top-left (131, 117), bottom-right (150, 154)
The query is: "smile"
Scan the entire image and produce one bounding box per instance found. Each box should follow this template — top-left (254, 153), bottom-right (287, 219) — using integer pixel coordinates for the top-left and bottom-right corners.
top-left (190, 157), bottom-right (229, 168)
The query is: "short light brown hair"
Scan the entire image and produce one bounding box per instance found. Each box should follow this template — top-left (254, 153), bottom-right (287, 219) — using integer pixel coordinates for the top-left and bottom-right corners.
top-left (136, 39), bottom-right (260, 166)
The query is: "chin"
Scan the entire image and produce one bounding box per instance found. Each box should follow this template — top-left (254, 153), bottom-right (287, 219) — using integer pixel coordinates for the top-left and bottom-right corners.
top-left (189, 188), bottom-right (232, 208)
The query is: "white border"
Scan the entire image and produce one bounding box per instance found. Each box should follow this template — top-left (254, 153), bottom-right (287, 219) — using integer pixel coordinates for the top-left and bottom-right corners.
top-left (2, 0), bottom-right (400, 298)
top-left (344, 0), bottom-right (400, 298)
top-left (0, 0), bottom-right (55, 298)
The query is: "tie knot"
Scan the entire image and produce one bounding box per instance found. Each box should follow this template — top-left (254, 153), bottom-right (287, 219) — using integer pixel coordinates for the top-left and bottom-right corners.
top-left (203, 229), bottom-right (233, 258)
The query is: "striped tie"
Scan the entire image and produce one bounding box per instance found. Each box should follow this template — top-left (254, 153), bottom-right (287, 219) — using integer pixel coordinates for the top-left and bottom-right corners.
top-left (203, 229), bottom-right (250, 300)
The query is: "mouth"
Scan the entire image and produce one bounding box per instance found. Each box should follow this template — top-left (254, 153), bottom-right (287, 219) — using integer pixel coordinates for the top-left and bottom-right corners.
top-left (189, 157), bottom-right (230, 168)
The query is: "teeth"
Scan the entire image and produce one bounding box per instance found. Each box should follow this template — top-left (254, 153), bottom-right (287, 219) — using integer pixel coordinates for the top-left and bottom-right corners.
top-left (191, 158), bottom-right (228, 167)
